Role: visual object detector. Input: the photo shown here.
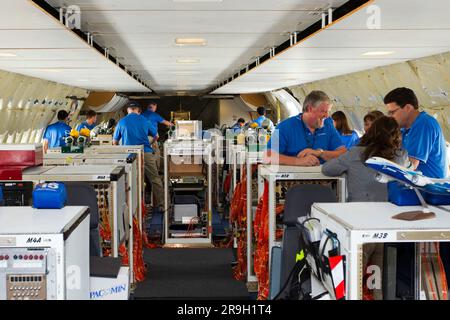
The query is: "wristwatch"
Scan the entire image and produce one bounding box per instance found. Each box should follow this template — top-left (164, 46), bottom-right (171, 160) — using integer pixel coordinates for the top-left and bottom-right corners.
top-left (317, 148), bottom-right (324, 157)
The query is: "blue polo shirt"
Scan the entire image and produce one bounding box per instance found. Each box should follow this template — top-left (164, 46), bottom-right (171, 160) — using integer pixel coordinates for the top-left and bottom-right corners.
top-left (76, 121), bottom-right (96, 132)
top-left (231, 123), bottom-right (244, 133)
top-left (268, 114), bottom-right (344, 163)
top-left (43, 121), bottom-right (72, 148)
top-left (113, 113), bottom-right (157, 153)
top-left (339, 130), bottom-right (360, 149)
top-left (402, 112), bottom-right (447, 178)
top-left (252, 115), bottom-right (275, 131)
top-left (141, 110), bottom-right (165, 131)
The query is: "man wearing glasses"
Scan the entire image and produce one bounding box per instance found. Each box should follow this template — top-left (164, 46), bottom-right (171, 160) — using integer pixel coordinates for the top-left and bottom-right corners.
top-left (265, 90), bottom-right (346, 166)
top-left (384, 87), bottom-right (447, 179)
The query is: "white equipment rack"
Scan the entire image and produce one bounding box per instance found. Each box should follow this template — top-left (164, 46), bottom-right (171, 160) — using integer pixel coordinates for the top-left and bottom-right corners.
top-left (258, 165), bottom-right (346, 269)
top-left (0, 206), bottom-right (90, 300)
top-left (245, 151), bottom-right (265, 288)
top-left (163, 139), bottom-right (213, 246)
top-left (43, 153), bottom-right (139, 283)
top-left (47, 145), bottom-right (145, 233)
top-left (311, 202), bottom-right (450, 300)
top-left (22, 165), bottom-right (126, 259)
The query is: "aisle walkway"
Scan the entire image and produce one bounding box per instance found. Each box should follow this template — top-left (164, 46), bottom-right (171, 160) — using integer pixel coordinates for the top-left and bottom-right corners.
top-left (133, 248), bottom-right (249, 300)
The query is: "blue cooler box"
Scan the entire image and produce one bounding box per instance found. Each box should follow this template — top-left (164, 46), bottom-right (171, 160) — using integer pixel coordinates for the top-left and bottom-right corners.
top-left (33, 182), bottom-right (67, 209)
top-left (388, 181), bottom-right (450, 206)
top-left (387, 181), bottom-right (420, 206)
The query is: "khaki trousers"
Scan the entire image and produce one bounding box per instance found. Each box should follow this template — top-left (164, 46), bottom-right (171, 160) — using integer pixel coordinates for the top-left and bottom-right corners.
top-left (144, 152), bottom-right (164, 208)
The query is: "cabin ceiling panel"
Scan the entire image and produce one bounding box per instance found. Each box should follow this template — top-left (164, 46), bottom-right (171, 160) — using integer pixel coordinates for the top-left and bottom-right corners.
top-left (0, 1), bottom-right (149, 92)
top-left (44, 0), bottom-right (347, 93)
top-left (214, 0), bottom-right (450, 94)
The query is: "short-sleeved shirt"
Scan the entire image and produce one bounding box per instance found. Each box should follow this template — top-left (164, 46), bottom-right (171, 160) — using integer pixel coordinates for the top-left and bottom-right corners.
top-left (141, 110), bottom-right (165, 132)
top-left (402, 111), bottom-right (448, 178)
top-left (253, 115), bottom-right (275, 132)
top-left (43, 121), bottom-right (72, 148)
top-left (113, 113), bottom-right (157, 153)
top-left (231, 123), bottom-right (244, 133)
top-left (76, 121), bottom-right (96, 132)
top-left (268, 114), bottom-right (344, 163)
top-left (339, 131), bottom-right (360, 150)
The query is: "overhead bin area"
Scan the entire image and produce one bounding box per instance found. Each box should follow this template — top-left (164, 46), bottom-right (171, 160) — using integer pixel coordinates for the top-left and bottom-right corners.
top-left (213, 0), bottom-right (450, 95)
top-left (0, 0), bottom-right (149, 92)
top-left (40, 0), bottom-right (349, 95)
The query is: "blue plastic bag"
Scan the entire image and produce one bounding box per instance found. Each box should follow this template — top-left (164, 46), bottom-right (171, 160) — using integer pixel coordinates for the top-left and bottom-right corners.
top-left (0, 185), bottom-right (4, 206)
top-left (33, 182), bottom-right (67, 209)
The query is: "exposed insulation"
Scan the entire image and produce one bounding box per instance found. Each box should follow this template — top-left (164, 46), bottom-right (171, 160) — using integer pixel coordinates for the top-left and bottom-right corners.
top-left (0, 69), bottom-right (89, 143)
top-left (288, 51), bottom-right (450, 140)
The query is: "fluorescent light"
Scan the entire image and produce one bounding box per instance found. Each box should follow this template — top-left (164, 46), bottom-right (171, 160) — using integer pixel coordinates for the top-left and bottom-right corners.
top-left (0, 52), bottom-right (17, 57)
top-left (175, 38), bottom-right (206, 46)
top-left (177, 58), bottom-right (200, 64)
top-left (311, 68), bottom-right (328, 72)
top-left (362, 51), bottom-right (395, 56)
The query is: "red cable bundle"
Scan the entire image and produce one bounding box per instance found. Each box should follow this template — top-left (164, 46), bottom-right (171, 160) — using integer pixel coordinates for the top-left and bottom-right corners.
top-left (133, 216), bottom-right (147, 282)
top-left (119, 243), bottom-right (129, 266)
top-left (254, 181), bottom-right (269, 300)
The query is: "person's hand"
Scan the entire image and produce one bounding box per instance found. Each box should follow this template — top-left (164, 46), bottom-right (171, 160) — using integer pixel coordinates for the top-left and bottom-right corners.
top-left (295, 155), bottom-right (320, 166)
top-left (297, 148), bottom-right (323, 158)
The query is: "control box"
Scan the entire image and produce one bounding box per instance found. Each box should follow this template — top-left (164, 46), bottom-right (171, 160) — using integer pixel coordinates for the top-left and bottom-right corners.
top-left (0, 206), bottom-right (90, 300)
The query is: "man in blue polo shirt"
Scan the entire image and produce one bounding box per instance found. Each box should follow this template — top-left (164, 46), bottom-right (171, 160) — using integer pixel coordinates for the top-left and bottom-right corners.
top-left (76, 110), bottom-right (97, 132)
top-left (266, 90), bottom-right (346, 166)
top-left (385, 87), bottom-right (449, 291)
top-left (252, 106), bottom-right (275, 132)
top-left (384, 87), bottom-right (448, 178)
top-left (141, 101), bottom-right (172, 133)
top-left (142, 101), bottom-right (172, 170)
top-left (42, 110), bottom-right (72, 153)
top-left (113, 101), bottom-right (164, 208)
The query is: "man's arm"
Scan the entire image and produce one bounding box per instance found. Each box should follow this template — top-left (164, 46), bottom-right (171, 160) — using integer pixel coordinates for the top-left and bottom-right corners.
top-left (408, 157), bottom-right (420, 170)
top-left (298, 146), bottom-right (347, 161)
top-left (264, 150), bottom-right (320, 166)
top-left (321, 147), bottom-right (347, 161)
top-left (112, 140), bottom-right (119, 146)
top-left (43, 139), bottom-right (49, 154)
top-left (162, 120), bottom-right (172, 127)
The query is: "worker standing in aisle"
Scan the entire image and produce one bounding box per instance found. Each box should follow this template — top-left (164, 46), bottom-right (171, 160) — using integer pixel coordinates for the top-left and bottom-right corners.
top-left (113, 101), bottom-right (164, 209)
top-left (42, 110), bottom-right (72, 153)
top-left (265, 90), bottom-right (346, 166)
top-left (141, 101), bottom-right (173, 170)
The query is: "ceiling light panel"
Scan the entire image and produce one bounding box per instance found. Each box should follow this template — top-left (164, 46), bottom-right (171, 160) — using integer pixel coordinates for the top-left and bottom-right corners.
top-left (175, 38), bottom-right (207, 46)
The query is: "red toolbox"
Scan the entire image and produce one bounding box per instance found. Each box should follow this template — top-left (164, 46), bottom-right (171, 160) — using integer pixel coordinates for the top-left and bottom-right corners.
top-left (0, 144), bottom-right (43, 166)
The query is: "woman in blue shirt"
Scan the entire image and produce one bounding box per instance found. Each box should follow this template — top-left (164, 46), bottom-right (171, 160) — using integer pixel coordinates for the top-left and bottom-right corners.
top-left (332, 111), bottom-right (359, 149)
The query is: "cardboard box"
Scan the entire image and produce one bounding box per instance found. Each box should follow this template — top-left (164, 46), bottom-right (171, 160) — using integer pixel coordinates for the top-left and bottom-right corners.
top-left (90, 266), bottom-right (130, 300)
top-left (169, 161), bottom-right (203, 176)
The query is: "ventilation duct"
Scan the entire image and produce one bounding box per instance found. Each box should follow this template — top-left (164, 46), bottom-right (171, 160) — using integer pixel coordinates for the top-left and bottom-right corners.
top-left (84, 92), bottom-right (129, 113)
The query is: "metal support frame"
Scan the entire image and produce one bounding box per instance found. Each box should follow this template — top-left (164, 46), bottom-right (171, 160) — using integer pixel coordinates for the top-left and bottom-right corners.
top-left (258, 165), bottom-right (347, 275)
top-left (163, 139), bottom-right (213, 245)
top-left (246, 151), bottom-right (265, 285)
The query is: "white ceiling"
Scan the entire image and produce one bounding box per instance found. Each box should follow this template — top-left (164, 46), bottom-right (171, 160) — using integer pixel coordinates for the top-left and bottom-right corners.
top-left (213, 0), bottom-right (450, 94)
top-left (0, 0), bottom-right (149, 92)
top-left (44, 0), bottom-right (347, 94)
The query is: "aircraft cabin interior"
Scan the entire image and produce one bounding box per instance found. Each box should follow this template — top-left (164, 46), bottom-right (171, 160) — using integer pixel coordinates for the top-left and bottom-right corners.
top-left (0, 0), bottom-right (450, 304)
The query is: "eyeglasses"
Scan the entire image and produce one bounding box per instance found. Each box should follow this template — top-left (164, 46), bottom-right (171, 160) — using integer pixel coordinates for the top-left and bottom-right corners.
top-left (387, 107), bottom-right (401, 116)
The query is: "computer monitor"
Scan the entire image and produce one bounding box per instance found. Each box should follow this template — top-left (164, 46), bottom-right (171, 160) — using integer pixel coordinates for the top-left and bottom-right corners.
top-left (175, 120), bottom-right (201, 139)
